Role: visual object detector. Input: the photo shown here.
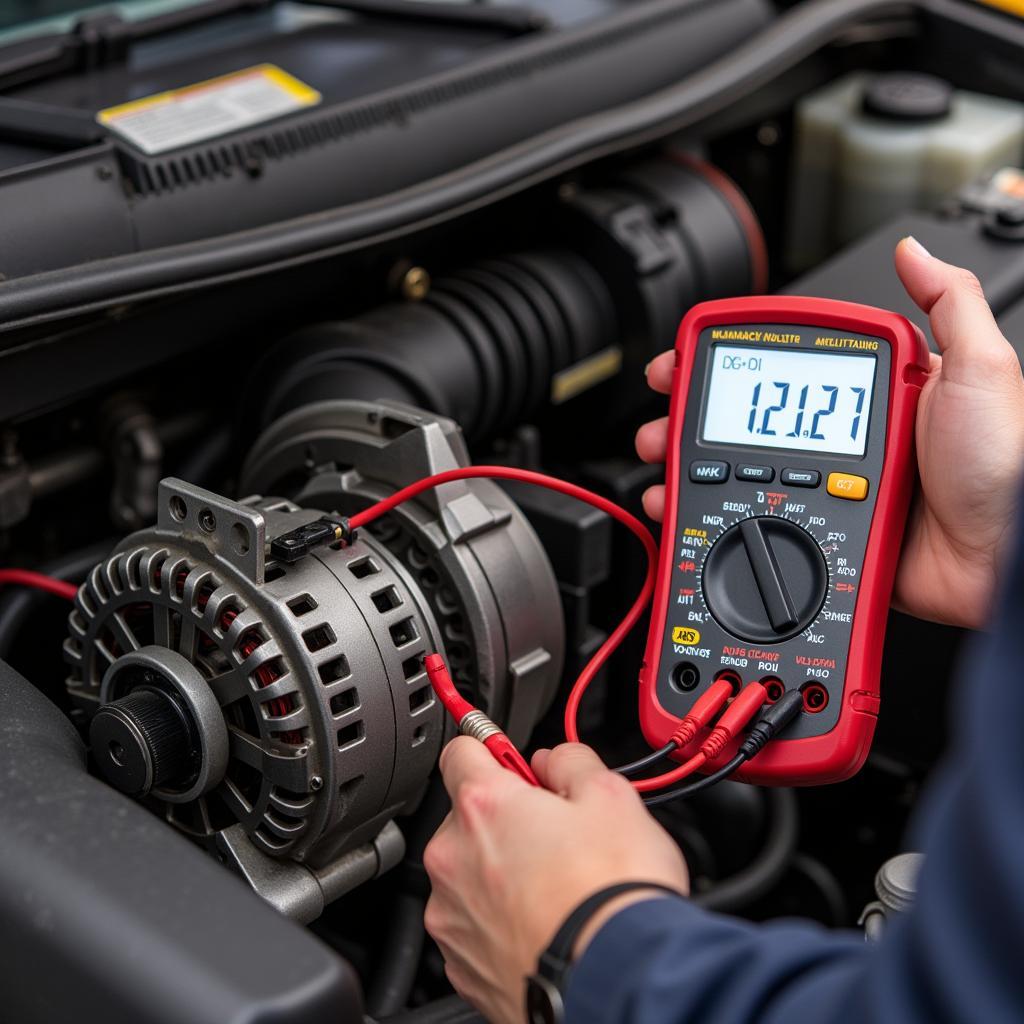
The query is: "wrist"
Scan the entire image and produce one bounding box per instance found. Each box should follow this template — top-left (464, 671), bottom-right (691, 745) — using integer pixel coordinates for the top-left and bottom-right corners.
top-left (570, 888), bottom-right (679, 961)
top-left (526, 882), bottom-right (684, 1024)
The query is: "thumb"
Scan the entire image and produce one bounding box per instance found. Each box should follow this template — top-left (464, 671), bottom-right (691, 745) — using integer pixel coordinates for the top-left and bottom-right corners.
top-left (438, 735), bottom-right (515, 802)
top-left (894, 236), bottom-right (1019, 388)
top-left (534, 742), bottom-right (621, 800)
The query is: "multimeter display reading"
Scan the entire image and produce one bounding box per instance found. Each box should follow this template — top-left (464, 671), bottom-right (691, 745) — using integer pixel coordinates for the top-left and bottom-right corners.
top-left (702, 346), bottom-right (877, 456)
top-left (640, 298), bottom-right (930, 786)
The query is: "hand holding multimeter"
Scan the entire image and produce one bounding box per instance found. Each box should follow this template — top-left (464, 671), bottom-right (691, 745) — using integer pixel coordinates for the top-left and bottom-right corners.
top-left (638, 296), bottom-right (930, 784)
top-left (421, 294), bottom-right (930, 789)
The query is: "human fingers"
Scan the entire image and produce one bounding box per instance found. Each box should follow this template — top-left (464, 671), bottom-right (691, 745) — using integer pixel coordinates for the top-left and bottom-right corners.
top-left (438, 736), bottom-right (516, 804)
top-left (645, 351), bottom-right (675, 394)
top-left (636, 417), bottom-right (669, 464)
top-left (894, 237), bottom-right (1020, 387)
top-left (533, 743), bottom-right (630, 801)
top-left (642, 485), bottom-right (666, 522)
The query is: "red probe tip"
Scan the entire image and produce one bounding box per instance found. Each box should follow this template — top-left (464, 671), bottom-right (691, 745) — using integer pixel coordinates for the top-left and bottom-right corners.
top-left (424, 653), bottom-right (475, 723)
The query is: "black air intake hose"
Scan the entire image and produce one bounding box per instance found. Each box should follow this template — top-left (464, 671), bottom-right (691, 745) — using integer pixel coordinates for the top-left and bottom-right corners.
top-left (258, 248), bottom-right (617, 440)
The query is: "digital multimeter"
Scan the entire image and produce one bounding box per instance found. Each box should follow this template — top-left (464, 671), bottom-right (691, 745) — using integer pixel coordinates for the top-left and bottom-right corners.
top-left (640, 296), bottom-right (930, 785)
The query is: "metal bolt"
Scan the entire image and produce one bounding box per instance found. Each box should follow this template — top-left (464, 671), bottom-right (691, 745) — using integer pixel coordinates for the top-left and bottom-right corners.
top-left (198, 508), bottom-right (217, 533)
top-left (757, 122), bottom-right (781, 147)
top-left (0, 431), bottom-right (19, 469)
top-left (310, 775), bottom-right (324, 792)
top-left (400, 266), bottom-right (431, 302)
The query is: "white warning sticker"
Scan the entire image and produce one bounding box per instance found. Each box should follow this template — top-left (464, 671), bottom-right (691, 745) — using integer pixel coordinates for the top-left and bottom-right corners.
top-left (97, 64), bottom-right (321, 156)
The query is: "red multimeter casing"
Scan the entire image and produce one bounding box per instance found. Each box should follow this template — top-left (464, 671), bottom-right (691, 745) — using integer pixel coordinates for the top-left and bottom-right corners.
top-left (639, 296), bottom-right (930, 785)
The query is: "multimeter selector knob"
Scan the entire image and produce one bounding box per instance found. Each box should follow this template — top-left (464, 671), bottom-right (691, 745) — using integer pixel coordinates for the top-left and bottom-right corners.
top-left (703, 517), bottom-right (828, 644)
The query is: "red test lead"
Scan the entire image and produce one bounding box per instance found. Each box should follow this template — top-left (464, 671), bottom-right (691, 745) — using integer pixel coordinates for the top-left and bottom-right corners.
top-left (425, 654), bottom-right (540, 786)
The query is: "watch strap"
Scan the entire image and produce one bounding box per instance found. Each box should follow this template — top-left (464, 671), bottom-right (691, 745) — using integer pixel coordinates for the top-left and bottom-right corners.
top-left (535, 881), bottom-right (683, 985)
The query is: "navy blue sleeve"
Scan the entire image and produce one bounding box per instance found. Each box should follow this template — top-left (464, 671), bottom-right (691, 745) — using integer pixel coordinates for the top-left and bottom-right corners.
top-left (566, 527), bottom-right (1024, 1024)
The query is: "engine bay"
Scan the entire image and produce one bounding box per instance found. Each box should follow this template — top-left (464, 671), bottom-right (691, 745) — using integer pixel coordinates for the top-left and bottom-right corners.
top-left (2, 0), bottom-right (1023, 1020)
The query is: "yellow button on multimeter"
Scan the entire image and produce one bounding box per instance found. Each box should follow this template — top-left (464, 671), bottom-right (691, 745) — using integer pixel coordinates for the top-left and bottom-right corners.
top-left (827, 472), bottom-right (869, 500)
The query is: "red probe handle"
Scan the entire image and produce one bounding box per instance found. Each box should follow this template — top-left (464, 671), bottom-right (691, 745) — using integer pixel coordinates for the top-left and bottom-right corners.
top-left (425, 653), bottom-right (540, 786)
top-left (483, 734), bottom-right (540, 786)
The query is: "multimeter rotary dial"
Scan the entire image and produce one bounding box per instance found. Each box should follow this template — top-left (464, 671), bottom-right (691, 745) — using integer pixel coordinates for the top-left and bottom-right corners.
top-left (702, 516), bottom-right (828, 644)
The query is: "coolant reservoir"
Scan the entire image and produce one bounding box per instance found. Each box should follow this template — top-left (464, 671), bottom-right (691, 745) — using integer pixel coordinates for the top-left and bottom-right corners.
top-left (787, 72), bottom-right (1024, 271)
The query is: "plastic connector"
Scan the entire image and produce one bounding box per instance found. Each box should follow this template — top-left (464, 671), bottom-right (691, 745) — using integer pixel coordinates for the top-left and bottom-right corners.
top-left (738, 689), bottom-right (805, 759)
top-left (269, 516), bottom-right (356, 564)
top-left (699, 682), bottom-right (768, 761)
top-left (668, 678), bottom-right (734, 749)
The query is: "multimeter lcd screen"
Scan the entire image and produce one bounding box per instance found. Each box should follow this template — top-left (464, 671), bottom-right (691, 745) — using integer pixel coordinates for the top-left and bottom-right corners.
top-left (702, 345), bottom-right (877, 456)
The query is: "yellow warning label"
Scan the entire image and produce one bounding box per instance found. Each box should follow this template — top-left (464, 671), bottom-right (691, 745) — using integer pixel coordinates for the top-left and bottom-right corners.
top-left (672, 626), bottom-right (702, 645)
top-left (97, 64), bottom-right (321, 156)
top-left (974, 0), bottom-right (1024, 17)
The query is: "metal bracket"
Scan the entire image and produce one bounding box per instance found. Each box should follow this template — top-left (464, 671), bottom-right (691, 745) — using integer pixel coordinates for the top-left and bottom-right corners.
top-left (215, 820), bottom-right (405, 924)
top-left (157, 478), bottom-right (266, 583)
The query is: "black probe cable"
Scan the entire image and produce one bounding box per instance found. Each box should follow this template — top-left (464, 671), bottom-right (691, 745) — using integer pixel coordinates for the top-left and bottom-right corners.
top-left (644, 753), bottom-right (746, 805)
top-left (615, 742), bottom-right (679, 777)
top-left (643, 690), bottom-right (805, 805)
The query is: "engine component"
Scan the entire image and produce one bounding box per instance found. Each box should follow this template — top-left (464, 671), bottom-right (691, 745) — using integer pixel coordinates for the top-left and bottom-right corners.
top-left (787, 72), bottom-right (1024, 271)
top-left (860, 851), bottom-right (923, 940)
top-left (101, 396), bottom-right (163, 531)
top-left (250, 246), bottom-right (619, 444)
top-left (246, 155), bottom-right (765, 444)
top-left (241, 401), bottom-right (565, 743)
top-left (0, 0), bottom-right (771, 281)
top-left (67, 477), bottom-right (443, 870)
top-left (783, 173), bottom-right (1024, 354)
top-left (0, 658), bottom-right (363, 1024)
top-left (65, 403), bottom-right (563, 912)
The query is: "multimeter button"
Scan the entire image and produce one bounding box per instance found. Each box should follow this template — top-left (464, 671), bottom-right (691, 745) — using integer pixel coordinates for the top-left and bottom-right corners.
top-left (827, 472), bottom-right (869, 501)
top-left (689, 460), bottom-right (730, 484)
top-left (736, 464), bottom-right (774, 483)
top-left (780, 469), bottom-right (821, 488)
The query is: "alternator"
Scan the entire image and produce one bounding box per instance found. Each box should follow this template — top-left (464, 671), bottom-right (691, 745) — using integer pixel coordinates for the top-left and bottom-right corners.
top-left (65, 403), bottom-right (564, 919)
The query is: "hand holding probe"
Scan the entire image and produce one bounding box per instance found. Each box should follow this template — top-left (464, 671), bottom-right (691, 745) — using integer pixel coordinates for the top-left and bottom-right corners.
top-left (425, 653), bottom-right (540, 786)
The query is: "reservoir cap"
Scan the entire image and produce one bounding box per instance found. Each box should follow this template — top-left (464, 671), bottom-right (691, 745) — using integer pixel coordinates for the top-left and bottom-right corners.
top-left (862, 73), bottom-right (953, 122)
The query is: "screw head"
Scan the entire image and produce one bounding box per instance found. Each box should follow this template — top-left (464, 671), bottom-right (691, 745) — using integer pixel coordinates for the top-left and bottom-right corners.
top-left (401, 266), bottom-right (431, 301)
top-left (310, 775), bottom-right (324, 792)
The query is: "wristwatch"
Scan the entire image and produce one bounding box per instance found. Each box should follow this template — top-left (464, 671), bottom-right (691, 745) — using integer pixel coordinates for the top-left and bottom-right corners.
top-left (524, 881), bottom-right (682, 1024)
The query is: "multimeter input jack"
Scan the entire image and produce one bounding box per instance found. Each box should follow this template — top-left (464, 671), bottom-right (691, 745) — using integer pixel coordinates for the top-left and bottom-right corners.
top-left (671, 662), bottom-right (701, 693)
top-left (713, 669), bottom-right (743, 695)
top-left (800, 682), bottom-right (830, 714)
top-left (760, 676), bottom-right (786, 704)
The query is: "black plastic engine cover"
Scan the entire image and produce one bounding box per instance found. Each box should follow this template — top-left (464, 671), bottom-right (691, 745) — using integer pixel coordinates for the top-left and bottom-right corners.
top-left (0, 0), bottom-right (771, 278)
top-left (0, 658), bottom-right (363, 1024)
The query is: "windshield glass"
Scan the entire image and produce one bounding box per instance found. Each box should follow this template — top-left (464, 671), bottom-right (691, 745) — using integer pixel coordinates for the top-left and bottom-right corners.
top-left (0, 1), bottom-right (206, 40)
